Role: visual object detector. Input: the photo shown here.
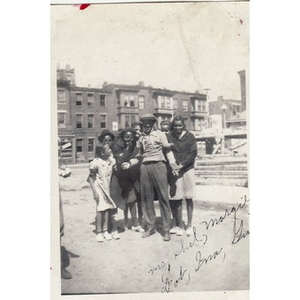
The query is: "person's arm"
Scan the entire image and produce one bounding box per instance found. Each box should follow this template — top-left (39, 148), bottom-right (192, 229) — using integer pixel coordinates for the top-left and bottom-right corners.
top-left (179, 135), bottom-right (198, 168)
top-left (87, 164), bottom-right (99, 201)
top-left (159, 130), bottom-right (173, 148)
top-left (125, 138), bottom-right (143, 168)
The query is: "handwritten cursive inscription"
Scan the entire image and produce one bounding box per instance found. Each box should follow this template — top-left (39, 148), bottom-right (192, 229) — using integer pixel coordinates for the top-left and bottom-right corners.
top-left (174, 266), bottom-right (191, 288)
top-left (161, 263), bottom-right (172, 293)
top-left (232, 219), bottom-right (250, 244)
top-left (195, 247), bottom-right (224, 272)
top-left (148, 261), bottom-right (166, 275)
top-left (161, 264), bottom-right (191, 293)
top-left (173, 226), bottom-right (208, 260)
top-left (200, 195), bottom-right (249, 230)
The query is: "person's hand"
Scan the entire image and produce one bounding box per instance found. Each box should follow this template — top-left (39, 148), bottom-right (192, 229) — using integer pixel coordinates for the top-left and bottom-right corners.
top-left (121, 162), bottom-right (131, 170)
top-left (165, 142), bottom-right (173, 148)
top-left (170, 163), bottom-right (179, 176)
top-left (177, 163), bottom-right (183, 170)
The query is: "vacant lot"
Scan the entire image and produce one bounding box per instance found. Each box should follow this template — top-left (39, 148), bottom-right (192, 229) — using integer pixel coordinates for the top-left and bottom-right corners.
top-left (56, 165), bottom-right (249, 295)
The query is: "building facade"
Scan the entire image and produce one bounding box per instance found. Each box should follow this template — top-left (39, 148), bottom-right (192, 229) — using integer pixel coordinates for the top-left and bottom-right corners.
top-left (208, 95), bottom-right (242, 129)
top-left (56, 66), bottom-right (208, 163)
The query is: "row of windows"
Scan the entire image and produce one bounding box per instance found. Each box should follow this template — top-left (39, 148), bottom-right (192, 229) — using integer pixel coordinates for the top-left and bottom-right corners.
top-left (75, 93), bottom-right (106, 107)
top-left (120, 94), bottom-right (145, 109)
top-left (59, 89), bottom-right (205, 113)
top-left (57, 90), bottom-right (106, 107)
top-left (76, 138), bottom-right (95, 153)
top-left (58, 112), bottom-right (107, 129)
top-left (76, 114), bottom-right (107, 129)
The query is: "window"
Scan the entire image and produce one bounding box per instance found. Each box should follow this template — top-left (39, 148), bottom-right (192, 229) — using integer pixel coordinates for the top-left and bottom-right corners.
top-left (159, 96), bottom-right (165, 108)
top-left (199, 100), bottom-right (206, 112)
top-left (87, 114), bottom-right (94, 128)
top-left (76, 93), bottom-right (82, 106)
top-left (66, 73), bottom-right (73, 82)
top-left (57, 112), bottom-right (66, 127)
top-left (125, 115), bottom-right (130, 127)
top-left (100, 94), bottom-right (106, 106)
top-left (130, 115), bottom-right (136, 124)
top-left (87, 94), bottom-right (94, 106)
top-left (173, 98), bottom-right (178, 110)
top-left (76, 139), bottom-right (83, 153)
top-left (57, 90), bottom-right (66, 103)
top-left (158, 95), bottom-right (172, 109)
top-left (183, 99), bottom-right (188, 112)
top-left (129, 95), bottom-right (135, 107)
top-left (138, 96), bottom-right (145, 109)
top-left (124, 95), bottom-right (129, 107)
top-left (88, 138), bottom-right (94, 152)
top-left (100, 114), bottom-right (106, 128)
top-left (165, 97), bottom-right (172, 109)
top-left (194, 100), bottom-right (205, 112)
top-left (76, 114), bottom-right (83, 128)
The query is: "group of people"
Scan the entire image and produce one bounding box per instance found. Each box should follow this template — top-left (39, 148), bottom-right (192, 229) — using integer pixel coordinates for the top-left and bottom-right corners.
top-left (87, 114), bottom-right (198, 242)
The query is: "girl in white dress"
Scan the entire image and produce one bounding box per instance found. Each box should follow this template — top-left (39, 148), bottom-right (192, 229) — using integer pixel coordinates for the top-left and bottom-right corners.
top-left (88, 143), bottom-right (120, 242)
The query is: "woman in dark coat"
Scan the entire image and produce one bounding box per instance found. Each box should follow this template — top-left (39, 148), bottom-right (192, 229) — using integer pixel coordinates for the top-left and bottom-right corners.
top-left (167, 115), bottom-right (198, 236)
top-left (110, 128), bottom-right (144, 232)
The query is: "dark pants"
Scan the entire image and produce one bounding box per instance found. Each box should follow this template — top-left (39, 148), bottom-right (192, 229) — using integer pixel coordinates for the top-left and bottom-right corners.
top-left (140, 161), bottom-right (171, 232)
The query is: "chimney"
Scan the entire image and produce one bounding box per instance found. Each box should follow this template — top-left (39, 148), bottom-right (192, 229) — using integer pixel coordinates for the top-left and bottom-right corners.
top-left (238, 70), bottom-right (246, 112)
top-left (138, 81), bottom-right (144, 86)
top-left (218, 95), bottom-right (223, 101)
top-left (102, 81), bottom-right (108, 88)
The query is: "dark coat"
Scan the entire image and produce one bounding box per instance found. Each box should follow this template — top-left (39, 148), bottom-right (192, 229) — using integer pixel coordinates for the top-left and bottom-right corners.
top-left (167, 131), bottom-right (198, 173)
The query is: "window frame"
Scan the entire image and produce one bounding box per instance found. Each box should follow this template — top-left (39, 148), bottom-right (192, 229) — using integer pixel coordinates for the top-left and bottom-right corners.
top-left (100, 114), bottom-right (107, 129)
top-left (100, 94), bottom-right (106, 107)
top-left (57, 110), bottom-right (67, 127)
top-left (76, 138), bottom-right (83, 153)
top-left (57, 90), bottom-right (66, 104)
top-left (87, 93), bottom-right (94, 107)
top-left (76, 114), bottom-right (83, 129)
top-left (75, 93), bottom-right (83, 106)
top-left (88, 138), bottom-right (95, 152)
top-left (138, 95), bottom-right (145, 109)
top-left (87, 114), bottom-right (94, 128)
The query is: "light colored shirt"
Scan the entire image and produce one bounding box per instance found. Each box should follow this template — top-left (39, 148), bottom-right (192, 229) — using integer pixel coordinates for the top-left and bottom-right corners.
top-left (139, 129), bottom-right (175, 164)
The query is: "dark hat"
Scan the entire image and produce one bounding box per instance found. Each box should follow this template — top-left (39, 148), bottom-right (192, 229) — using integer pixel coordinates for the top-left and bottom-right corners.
top-left (98, 129), bottom-right (115, 142)
top-left (140, 114), bottom-right (157, 122)
top-left (131, 121), bottom-right (143, 128)
top-left (120, 127), bottom-right (136, 138)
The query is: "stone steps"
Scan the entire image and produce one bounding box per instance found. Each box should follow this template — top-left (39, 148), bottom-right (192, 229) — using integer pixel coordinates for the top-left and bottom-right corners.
top-left (194, 156), bottom-right (248, 186)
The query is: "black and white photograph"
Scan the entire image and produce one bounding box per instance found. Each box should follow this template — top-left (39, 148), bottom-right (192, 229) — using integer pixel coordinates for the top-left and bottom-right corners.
top-left (50, 1), bottom-right (249, 298)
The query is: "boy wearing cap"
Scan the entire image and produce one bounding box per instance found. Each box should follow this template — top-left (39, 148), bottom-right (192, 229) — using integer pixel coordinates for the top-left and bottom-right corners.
top-left (160, 120), bottom-right (172, 134)
top-left (128, 114), bottom-right (176, 242)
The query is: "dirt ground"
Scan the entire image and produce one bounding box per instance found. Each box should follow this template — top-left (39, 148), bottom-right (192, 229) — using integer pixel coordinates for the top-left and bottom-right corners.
top-left (58, 165), bottom-right (249, 295)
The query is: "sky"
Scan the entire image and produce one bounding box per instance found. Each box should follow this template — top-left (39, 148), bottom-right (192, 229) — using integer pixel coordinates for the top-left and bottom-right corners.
top-left (51, 2), bottom-right (249, 102)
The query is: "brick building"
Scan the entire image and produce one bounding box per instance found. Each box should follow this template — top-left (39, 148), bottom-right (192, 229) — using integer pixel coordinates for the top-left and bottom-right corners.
top-left (56, 66), bottom-right (207, 163)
